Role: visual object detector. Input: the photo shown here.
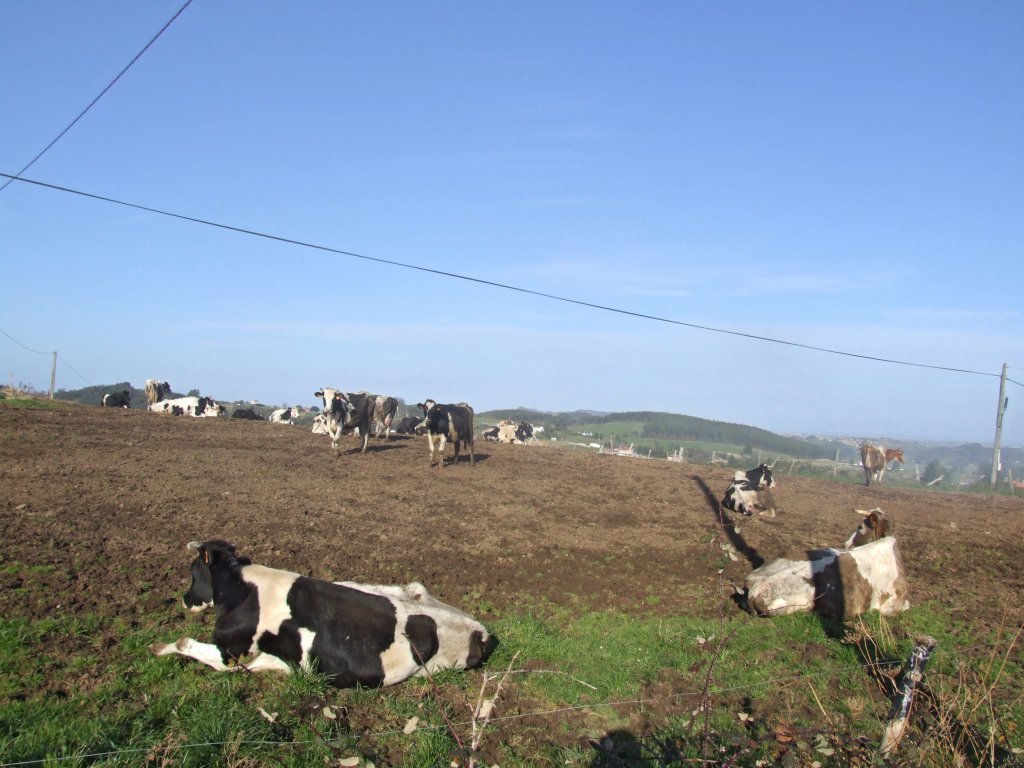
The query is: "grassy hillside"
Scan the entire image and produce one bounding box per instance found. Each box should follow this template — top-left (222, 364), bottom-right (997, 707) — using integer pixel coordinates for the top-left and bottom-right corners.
top-left (55, 382), bottom-right (148, 409)
top-left (479, 408), bottom-right (836, 461)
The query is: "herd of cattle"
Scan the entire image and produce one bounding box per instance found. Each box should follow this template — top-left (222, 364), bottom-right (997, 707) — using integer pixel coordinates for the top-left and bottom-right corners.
top-left (122, 380), bottom-right (536, 467)
top-left (99, 381), bottom-right (913, 686)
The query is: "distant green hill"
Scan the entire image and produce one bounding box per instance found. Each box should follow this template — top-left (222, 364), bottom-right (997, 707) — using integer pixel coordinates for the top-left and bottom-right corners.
top-left (56, 382), bottom-right (148, 408)
top-left (477, 408), bottom-right (835, 460)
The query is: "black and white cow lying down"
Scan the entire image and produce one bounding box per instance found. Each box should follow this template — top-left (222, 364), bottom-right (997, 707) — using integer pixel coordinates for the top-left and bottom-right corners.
top-left (720, 463), bottom-right (777, 517)
top-left (101, 390), bottom-right (131, 408)
top-left (151, 540), bottom-right (497, 687)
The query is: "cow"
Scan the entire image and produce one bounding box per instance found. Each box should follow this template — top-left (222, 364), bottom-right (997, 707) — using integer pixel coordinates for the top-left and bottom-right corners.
top-left (417, 400), bottom-right (475, 467)
top-left (151, 540), bottom-right (498, 687)
top-left (231, 407), bottom-right (264, 420)
top-left (269, 407), bottom-right (300, 424)
top-left (842, 506), bottom-right (894, 548)
top-left (483, 421), bottom-right (534, 444)
top-left (741, 508), bottom-right (909, 621)
top-left (311, 413), bottom-right (331, 435)
top-left (101, 390), bottom-right (131, 408)
top-left (720, 464), bottom-right (777, 517)
top-left (371, 395), bottom-right (399, 440)
top-left (394, 415), bottom-right (424, 435)
top-left (150, 396), bottom-right (224, 417)
top-left (313, 388), bottom-right (375, 452)
top-left (145, 379), bottom-right (172, 406)
top-left (861, 444), bottom-right (905, 486)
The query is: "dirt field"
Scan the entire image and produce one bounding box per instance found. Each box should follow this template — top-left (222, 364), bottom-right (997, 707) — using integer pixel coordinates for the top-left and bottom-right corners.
top-left (2, 400), bottom-right (1023, 760)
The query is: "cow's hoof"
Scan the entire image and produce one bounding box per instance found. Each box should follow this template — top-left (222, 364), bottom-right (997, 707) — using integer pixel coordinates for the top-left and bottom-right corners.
top-left (150, 642), bottom-right (171, 656)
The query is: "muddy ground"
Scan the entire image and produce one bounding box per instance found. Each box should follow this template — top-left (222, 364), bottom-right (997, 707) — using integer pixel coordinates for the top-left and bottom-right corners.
top-left (2, 401), bottom-right (1023, 761)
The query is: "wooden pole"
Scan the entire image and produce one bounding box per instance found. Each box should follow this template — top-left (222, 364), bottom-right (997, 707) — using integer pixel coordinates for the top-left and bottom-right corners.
top-left (990, 363), bottom-right (1008, 487)
top-left (49, 351), bottom-right (57, 399)
top-left (879, 636), bottom-right (937, 758)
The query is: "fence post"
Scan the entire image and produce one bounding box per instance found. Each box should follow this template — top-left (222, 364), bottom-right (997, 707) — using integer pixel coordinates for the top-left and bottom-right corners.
top-left (49, 351), bottom-right (57, 399)
top-left (879, 635), bottom-right (936, 758)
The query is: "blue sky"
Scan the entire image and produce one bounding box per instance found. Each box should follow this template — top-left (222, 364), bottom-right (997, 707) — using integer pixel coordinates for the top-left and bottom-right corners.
top-left (2, 2), bottom-right (1022, 444)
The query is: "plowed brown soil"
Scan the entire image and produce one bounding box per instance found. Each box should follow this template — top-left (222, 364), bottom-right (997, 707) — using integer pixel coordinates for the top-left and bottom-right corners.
top-left (2, 400), bottom-right (1023, 762)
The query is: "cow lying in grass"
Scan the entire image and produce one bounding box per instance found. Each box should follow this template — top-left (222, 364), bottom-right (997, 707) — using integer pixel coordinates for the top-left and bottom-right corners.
top-left (152, 540), bottom-right (497, 687)
top-left (741, 508), bottom-right (909, 621)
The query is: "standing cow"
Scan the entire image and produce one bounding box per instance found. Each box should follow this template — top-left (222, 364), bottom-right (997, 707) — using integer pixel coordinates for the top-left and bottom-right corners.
top-left (145, 379), bottom-right (171, 406)
top-left (314, 388), bottom-right (376, 452)
top-left (417, 399), bottom-right (475, 467)
top-left (860, 444), bottom-right (904, 486)
top-left (371, 395), bottom-right (399, 440)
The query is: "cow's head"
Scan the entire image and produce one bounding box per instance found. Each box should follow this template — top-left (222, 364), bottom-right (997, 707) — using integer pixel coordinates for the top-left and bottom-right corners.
top-left (750, 464), bottom-right (776, 489)
top-left (891, 449), bottom-right (905, 463)
top-left (198, 397), bottom-right (225, 417)
top-left (181, 540), bottom-right (251, 611)
top-left (843, 508), bottom-right (893, 549)
top-left (416, 400), bottom-right (437, 416)
top-left (315, 388), bottom-right (351, 421)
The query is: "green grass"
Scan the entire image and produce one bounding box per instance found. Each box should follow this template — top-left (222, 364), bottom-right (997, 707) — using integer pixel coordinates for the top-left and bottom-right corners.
top-left (0, 604), bottom-right (1020, 767)
top-left (0, 397), bottom-right (64, 410)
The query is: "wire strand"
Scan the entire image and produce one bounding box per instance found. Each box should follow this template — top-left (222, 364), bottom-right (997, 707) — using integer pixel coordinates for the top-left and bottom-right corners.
top-left (0, 328), bottom-right (90, 386)
top-left (57, 354), bottom-right (91, 385)
top-left (2, 172), bottom-right (1013, 385)
top-left (0, 1), bottom-right (193, 193)
top-left (0, 327), bottom-right (51, 355)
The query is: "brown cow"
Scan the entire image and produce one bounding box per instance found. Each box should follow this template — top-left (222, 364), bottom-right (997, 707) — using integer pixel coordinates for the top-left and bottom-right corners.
top-left (860, 443), bottom-right (904, 486)
top-left (742, 508), bottom-right (909, 620)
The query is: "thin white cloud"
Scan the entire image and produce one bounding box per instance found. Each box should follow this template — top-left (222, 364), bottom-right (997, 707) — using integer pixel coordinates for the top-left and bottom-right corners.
top-left (881, 306), bottom-right (1021, 324)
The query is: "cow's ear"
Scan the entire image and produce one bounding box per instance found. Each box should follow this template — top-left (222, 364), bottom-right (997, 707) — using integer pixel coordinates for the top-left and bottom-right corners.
top-left (314, 390), bottom-right (323, 398)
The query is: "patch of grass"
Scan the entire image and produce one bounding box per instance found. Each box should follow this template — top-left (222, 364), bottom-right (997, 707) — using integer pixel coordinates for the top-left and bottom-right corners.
top-left (1, 605), bottom-right (1021, 767)
top-left (0, 397), bottom-right (63, 410)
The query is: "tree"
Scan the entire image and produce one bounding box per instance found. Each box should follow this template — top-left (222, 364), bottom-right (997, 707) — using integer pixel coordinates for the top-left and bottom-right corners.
top-left (921, 460), bottom-right (946, 485)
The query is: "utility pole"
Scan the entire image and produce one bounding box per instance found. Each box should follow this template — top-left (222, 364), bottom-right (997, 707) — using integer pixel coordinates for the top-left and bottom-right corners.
top-left (49, 351), bottom-right (57, 399)
top-left (990, 363), bottom-right (1008, 488)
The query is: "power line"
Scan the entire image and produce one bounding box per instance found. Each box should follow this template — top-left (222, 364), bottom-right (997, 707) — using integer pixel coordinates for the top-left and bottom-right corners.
top-left (57, 354), bottom-right (91, 385)
top-left (0, 0), bottom-right (193, 193)
top-left (0, 327), bottom-right (50, 355)
top-left (1, 172), bottom-right (1017, 386)
top-left (1, 327), bottom-right (90, 386)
